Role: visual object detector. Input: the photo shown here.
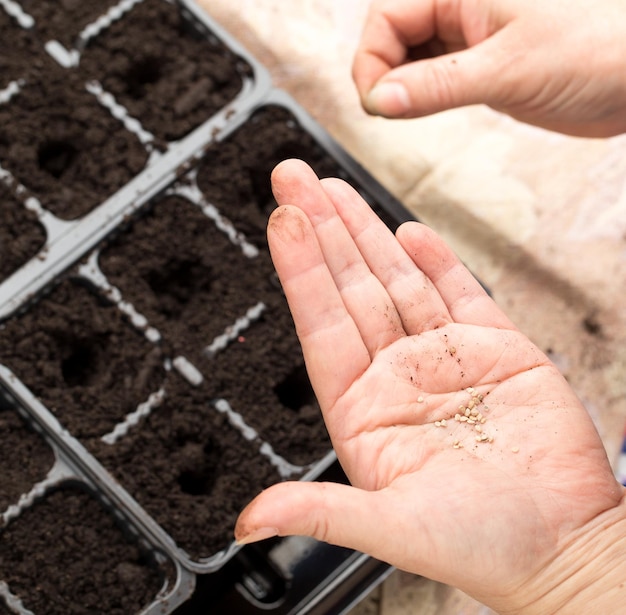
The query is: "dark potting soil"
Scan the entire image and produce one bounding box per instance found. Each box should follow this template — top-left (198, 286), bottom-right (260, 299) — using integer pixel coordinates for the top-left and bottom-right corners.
top-left (0, 183), bottom-right (47, 284)
top-left (97, 193), bottom-right (331, 467)
top-left (0, 65), bottom-right (149, 220)
top-left (0, 485), bottom-right (166, 615)
top-left (77, 0), bottom-right (251, 142)
top-left (88, 372), bottom-right (283, 560)
top-left (0, 278), bottom-right (166, 440)
top-left (97, 195), bottom-right (268, 368)
top-left (0, 404), bottom-right (55, 512)
top-left (196, 105), bottom-right (344, 248)
top-left (19, 0), bottom-right (121, 48)
top-left (0, 9), bottom-right (47, 89)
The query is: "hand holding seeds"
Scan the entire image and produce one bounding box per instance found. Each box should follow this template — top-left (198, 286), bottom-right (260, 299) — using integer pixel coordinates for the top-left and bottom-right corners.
top-left (235, 159), bottom-right (626, 614)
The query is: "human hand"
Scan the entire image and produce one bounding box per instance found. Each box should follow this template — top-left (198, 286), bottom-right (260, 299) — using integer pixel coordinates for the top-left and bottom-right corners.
top-left (234, 159), bottom-right (626, 613)
top-left (352, 0), bottom-right (626, 137)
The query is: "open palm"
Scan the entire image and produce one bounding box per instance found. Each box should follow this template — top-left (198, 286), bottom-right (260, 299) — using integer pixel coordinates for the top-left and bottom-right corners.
top-left (235, 159), bottom-right (622, 610)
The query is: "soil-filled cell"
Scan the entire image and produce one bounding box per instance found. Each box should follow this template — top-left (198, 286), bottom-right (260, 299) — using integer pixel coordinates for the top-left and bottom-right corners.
top-left (19, 0), bottom-right (121, 48)
top-left (206, 299), bottom-right (331, 467)
top-left (0, 67), bottom-right (148, 220)
top-left (0, 404), bottom-right (55, 512)
top-left (196, 105), bottom-right (343, 247)
top-left (0, 183), bottom-right (47, 284)
top-left (0, 278), bottom-right (166, 439)
top-left (0, 485), bottom-right (166, 615)
top-left (78, 0), bottom-right (250, 142)
top-left (97, 195), bottom-right (272, 368)
top-left (88, 373), bottom-right (283, 560)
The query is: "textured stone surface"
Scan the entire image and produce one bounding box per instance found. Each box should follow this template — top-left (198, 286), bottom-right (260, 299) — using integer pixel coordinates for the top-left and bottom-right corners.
top-left (198, 1), bottom-right (626, 613)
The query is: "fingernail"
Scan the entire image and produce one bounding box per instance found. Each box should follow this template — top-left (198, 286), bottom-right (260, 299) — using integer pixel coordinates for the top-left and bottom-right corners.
top-left (235, 526), bottom-right (279, 546)
top-left (366, 82), bottom-right (411, 115)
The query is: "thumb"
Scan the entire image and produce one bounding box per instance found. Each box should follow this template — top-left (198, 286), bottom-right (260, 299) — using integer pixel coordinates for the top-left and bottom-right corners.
top-left (234, 480), bottom-right (390, 556)
top-left (363, 37), bottom-right (511, 118)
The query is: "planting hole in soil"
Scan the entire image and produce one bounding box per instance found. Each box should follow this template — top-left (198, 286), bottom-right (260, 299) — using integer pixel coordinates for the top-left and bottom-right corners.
top-left (274, 364), bottom-right (317, 413)
top-left (77, 0), bottom-right (252, 142)
top-left (0, 278), bottom-right (166, 439)
top-left (0, 68), bottom-right (149, 220)
top-left (37, 139), bottom-right (78, 180)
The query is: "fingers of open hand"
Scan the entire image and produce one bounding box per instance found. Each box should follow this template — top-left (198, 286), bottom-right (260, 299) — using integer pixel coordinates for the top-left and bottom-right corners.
top-left (271, 159), bottom-right (407, 357)
top-left (320, 177), bottom-right (451, 334)
top-left (396, 221), bottom-right (517, 329)
top-left (267, 204), bottom-right (370, 411)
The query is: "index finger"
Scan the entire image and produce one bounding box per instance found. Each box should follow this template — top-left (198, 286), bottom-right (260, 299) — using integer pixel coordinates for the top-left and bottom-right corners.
top-left (267, 205), bottom-right (371, 414)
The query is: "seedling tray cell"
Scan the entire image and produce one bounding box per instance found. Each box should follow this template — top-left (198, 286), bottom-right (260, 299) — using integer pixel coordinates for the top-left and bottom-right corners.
top-left (0, 277), bottom-right (167, 440)
top-left (96, 195), bottom-right (271, 369)
top-left (0, 65), bottom-right (150, 220)
top-left (77, 0), bottom-right (255, 143)
top-left (0, 483), bottom-right (172, 615)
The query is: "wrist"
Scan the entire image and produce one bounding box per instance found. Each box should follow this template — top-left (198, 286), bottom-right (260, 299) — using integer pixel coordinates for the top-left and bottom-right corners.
top-left (500, 489), bottom-right (626, 615)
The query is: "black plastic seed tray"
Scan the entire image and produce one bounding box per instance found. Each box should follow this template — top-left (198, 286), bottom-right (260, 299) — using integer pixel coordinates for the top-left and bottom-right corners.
top-left (0, 1), bottom-right (405, 613)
